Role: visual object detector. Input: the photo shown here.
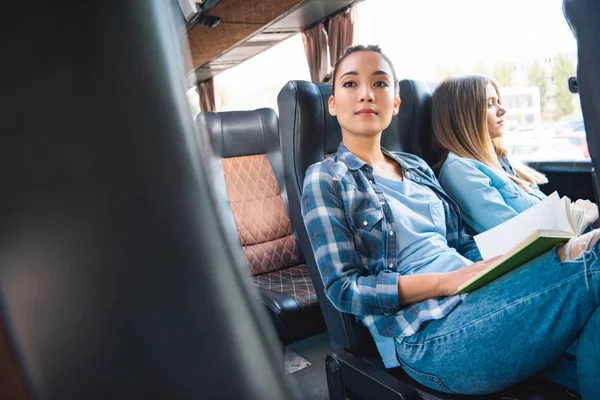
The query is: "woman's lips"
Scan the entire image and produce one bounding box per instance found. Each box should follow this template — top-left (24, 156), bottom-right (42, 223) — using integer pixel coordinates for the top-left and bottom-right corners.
top-left (356, 109), bottom-right (377, 116)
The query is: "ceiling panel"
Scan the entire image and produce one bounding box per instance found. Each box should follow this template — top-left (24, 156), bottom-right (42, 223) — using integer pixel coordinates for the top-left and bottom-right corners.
top-left (188, 0), bottom-right (360, 83)
top-left (188, 0), bottom-right (305, 68)
top-left (265, 0), bottom-right (356, 31)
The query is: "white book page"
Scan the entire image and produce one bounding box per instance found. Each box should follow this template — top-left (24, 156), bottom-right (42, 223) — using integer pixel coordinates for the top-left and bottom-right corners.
top-left (475, 192), bottom-right (574, 259)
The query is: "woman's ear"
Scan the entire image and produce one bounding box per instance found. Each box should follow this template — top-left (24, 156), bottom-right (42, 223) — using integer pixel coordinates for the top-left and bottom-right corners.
top-left (392, 96), bottom-right (401, 115)
top-left (328, 95), bottom-right (336, 116)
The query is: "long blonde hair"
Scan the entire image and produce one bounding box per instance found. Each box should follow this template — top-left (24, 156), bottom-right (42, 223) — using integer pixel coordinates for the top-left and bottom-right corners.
top-left (432, 75), bottom-right (547, 190)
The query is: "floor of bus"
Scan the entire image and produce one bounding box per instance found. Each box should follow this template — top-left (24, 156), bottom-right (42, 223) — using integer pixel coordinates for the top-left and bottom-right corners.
top-left (286, 332), bottom-right (330, 400)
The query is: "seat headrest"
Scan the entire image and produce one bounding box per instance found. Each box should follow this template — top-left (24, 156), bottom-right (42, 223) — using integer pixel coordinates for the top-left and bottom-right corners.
top-left (277, 81), bottom-right (410, 155)
top-left (277, 79), bottom-right (437, 190)
top-left (397, 79), bottom-right (441, 166)
top-left (196, 108), bottom-right (279, 158)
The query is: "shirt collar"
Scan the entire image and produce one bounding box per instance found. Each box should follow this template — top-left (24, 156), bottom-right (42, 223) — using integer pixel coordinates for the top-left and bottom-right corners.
top-left (499, 154), bottom-right (515, 175)
top-left (336, 142), bottom-right (417, 172)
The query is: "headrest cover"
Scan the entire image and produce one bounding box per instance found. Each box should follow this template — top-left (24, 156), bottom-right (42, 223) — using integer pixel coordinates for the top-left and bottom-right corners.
top-left (196, 108), bottom-right (278, 159)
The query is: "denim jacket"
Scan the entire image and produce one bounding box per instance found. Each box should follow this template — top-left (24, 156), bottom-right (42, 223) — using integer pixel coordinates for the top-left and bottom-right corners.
top-left (438, 151), bottom-right (546, 234)
top-left (301, 144), bottom-right (481, 345)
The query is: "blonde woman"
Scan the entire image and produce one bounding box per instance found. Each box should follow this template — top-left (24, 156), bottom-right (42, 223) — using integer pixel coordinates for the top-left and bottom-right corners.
top-left (433, 75), bottom-right (597, 233)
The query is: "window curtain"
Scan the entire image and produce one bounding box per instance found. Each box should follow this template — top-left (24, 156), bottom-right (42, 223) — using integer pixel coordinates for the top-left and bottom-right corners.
top-left (198, 78), bottom-right (216, 112)
top-left (302, 22), bottom-right (329, 83)
top-left (327, 7), bottom-right (355, 68)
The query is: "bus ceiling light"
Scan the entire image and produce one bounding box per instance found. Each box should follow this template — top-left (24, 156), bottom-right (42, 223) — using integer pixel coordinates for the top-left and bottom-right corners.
top-left (179, 0), bottom-right (221, 31)
top-left (199, 15), bottom-right (220, 28)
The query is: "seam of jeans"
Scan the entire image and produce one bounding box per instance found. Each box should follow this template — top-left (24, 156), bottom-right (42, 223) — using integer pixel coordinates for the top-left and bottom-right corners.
top-left (400, 359), bottom-right (456, 393)
top-left (401, 269), bottom-right (599, 347)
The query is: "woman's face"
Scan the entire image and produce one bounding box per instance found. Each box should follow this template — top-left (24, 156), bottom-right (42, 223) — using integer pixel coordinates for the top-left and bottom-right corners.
top-left (486, 83), bottom-right (507, 139)
top-left (328, 51), bottom-right (400, 139)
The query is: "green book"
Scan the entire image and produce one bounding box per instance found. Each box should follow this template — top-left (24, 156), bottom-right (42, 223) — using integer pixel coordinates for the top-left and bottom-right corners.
top-left (455, 192), bottom-right (586, 295)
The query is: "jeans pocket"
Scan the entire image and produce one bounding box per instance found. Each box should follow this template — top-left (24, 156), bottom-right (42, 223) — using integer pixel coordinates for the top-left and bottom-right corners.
top-left (400, 360), bottom-right (456, 394)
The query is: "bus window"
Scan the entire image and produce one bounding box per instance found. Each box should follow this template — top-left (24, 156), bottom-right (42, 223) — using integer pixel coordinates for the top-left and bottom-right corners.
top-left (213, 34), bottom-right (310, 112)
top-left (354, 0), bottom-right (587, 161)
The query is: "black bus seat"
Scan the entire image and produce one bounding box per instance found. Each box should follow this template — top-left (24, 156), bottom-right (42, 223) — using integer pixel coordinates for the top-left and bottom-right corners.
top-left (0, 0), bottom-right (300, 397)
top-left (277, 79), bottom-right (576, 399)
top-left (195, 108), bottom-right (325, 345)
top-left (564, 0), bottom-right (600, 203)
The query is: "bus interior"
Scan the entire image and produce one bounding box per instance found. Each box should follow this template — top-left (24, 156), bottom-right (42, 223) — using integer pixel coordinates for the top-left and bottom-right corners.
top-left (1, 0), bottom-right (600, 399)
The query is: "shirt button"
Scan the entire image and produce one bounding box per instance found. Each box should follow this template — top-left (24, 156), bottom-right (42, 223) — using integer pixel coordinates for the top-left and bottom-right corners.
top-left (388, 263), bottom-right (393, 268)
top-left (363, 221), bottom-right (368, 226)
top-left (369, 180), bottom-right (373, 184)
top-left (389, 231), bottom-right (394, 235)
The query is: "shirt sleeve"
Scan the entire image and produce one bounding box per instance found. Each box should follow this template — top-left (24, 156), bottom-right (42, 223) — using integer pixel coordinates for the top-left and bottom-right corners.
top-left (301, 164), bottom-right (401, 316)
top-left (439, 158), bottom-right (519, 233)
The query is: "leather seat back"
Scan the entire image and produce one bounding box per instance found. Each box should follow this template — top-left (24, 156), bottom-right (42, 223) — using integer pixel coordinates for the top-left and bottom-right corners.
top-left (277, 79), bottom-right (435, 353)
top-left (197, 109), bottom-right (304, 276)
top-left (196, 109), bottom-right (325, 344)
top-left (564, 0), bottom-right (600, 201)
top-left (398, 80), bottom-right (439, 166)
top-left (0, 0), bottom-right (298, 397)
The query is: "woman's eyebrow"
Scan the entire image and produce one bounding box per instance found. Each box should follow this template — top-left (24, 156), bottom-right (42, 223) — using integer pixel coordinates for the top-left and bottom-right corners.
top-left (340, 70), bottom-right (392, 78)
top-left (340, 71), bottom-right (358, 78)
top-left (373, 70), bottom-right (391, 78)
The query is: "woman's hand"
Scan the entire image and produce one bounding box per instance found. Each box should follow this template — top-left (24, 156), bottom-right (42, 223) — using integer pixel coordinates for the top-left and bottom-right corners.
top-left (440, 256), bottom-right (502, 296)
top-left (575, 199), bottom-right (599, 229)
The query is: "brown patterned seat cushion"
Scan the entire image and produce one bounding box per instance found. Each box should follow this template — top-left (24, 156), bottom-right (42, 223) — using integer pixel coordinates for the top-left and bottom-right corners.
top-left (251, 264), bottom-right (318, 308)
top-left (222, 154), bottom-right (301, 276)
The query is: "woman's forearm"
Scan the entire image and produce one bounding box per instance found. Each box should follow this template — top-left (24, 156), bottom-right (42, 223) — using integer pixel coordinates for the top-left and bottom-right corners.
top-left (397, 273), bottom-right (444, 304)
top-left (398, 259), bottom-right (500, 304)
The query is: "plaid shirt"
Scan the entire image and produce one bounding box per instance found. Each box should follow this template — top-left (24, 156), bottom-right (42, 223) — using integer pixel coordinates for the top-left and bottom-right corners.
top-left (301, 143), bottom-right (481, 340)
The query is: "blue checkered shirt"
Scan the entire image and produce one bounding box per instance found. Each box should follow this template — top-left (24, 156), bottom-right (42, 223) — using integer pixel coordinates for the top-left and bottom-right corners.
top-left (301, 143), bottom-right (481, 342)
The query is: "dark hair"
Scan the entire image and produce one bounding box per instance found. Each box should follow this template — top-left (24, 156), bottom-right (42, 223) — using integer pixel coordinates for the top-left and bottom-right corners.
top-left (330, 44), bottom-right (398, 96)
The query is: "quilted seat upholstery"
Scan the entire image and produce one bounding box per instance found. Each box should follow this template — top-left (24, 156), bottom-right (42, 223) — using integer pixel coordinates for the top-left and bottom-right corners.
top-left (196, 108), bottom-right (325, 344)
top-left (251, 265), bottom-right (317, 308)
top-left (222, 154), bottom-right (300, 276)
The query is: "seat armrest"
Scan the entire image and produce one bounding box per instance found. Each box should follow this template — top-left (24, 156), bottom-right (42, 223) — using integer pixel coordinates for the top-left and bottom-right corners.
top-left (327, 349), bottom-right (421, 400)
top-left (255, 286), bottom-right (325, 345)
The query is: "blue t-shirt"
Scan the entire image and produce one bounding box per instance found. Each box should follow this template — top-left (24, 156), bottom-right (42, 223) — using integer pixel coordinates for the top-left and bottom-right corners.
top-left (374, 174), bottom-right (471, 275)
top-left (365, 174), bottom-right (471, 368)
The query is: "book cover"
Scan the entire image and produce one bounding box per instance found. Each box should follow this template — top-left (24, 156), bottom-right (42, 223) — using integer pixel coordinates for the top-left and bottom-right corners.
top-left (455, 233), bottom-right (571, 294)
top-left (454, 192), bottom-right (585, 294)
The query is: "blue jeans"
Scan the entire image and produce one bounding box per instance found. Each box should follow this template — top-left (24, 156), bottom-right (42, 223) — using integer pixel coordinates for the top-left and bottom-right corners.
top-left (395, 241), bottom-right (600, 398)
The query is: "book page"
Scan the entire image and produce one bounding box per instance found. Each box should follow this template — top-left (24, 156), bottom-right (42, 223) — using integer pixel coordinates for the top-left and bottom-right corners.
top-left (475, 192), bottom-right (574, 259)
top-left (565, 197), bottom-right (575, 231)
top-left (563, 196), bottom-right (585, 233)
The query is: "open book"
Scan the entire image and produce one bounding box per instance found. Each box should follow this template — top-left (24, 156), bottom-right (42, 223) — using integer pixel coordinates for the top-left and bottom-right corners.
top-left (455, 192), bottom-right (587, 294)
